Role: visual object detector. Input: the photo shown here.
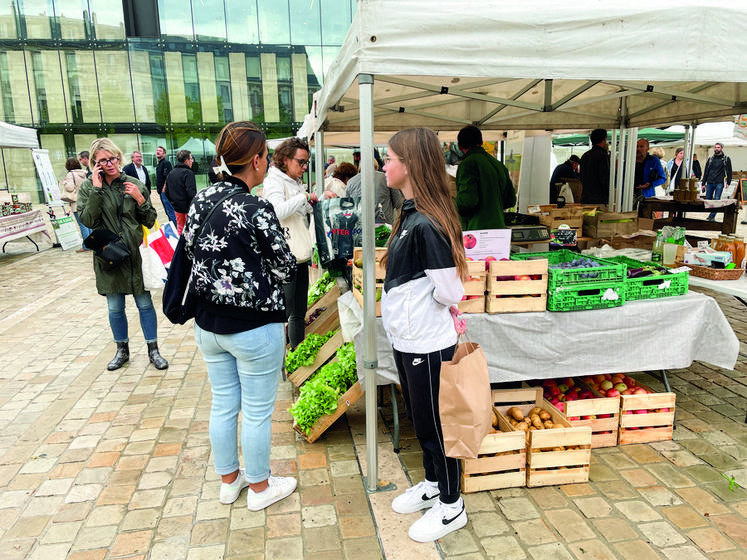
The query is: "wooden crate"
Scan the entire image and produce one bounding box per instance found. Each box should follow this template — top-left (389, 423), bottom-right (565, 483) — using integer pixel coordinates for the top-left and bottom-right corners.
top-left (306, 285), bottom-right (341, 321)
top-left (619, 382), bottom-right (676, 445)
top-left (527, 204), bottom-right (586, 230)
top-left (294, 381), bottom-right (365, 443)
top-left (562, 395), bottom-right (620, 449)
top-left (583, 211), bottom-right (638, 239)
top-left (351, 287), bottom-right (381, 316)
top-left (486, 259), bottom-right (548, 313)
top-left (461, 408), bottom-right (526, 493)
top-left (493, 387), bottom-right (591, 488)
top-left (459, 260), bottom-right (487, 314)
top-left (305, 303), bottom-right (340, 336)
top-left (287, 331), bottom-right (344, 387)
top-left (351, 247), bottom-right (385, 317)
top-left (352, 247), bottom-right (387, 277)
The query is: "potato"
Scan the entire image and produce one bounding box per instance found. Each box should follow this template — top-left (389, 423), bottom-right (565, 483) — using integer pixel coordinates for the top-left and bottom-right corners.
top-left (514, 421), bottom-right (529, 432)
top-left (491, 410), bottom-right (499, 429)
top-left (539, 410), bottom-right (552, 421)
top-left (543, 420), bottom-right (554, 429)
top-left (507, 407), bottom-right (524, 422)
top-left (530, 414), bottom-right (543, 429)
top-left (552, 423), bottom-right (565, 429)
top-left (509, 418), bottom-right (518, 427)
top-left (529, 407), bottom-right (543, 417)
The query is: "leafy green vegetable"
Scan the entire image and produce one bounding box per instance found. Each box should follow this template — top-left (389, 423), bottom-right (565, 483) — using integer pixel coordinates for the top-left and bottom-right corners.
top-left (375, 224), bottom-right (392, 247)
top-left (285, 329), bottom-right (337, 374)
top-left (307, 272), bottom-right (336, 307)
top-left (289, 342), bottom-right (358, 433)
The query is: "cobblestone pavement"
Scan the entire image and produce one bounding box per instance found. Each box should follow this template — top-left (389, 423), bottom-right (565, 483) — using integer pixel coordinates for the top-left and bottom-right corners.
top-left (0, 213), bottom-right (746, 559)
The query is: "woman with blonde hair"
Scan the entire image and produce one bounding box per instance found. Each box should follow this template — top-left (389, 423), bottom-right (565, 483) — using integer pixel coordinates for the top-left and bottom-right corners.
top-left (380, 127), bottom-right (468, 543)
top-left (78, 138), bottom-right (168, 371)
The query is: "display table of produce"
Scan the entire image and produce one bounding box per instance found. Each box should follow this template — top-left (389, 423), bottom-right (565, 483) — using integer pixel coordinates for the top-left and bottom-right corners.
top-left (353, 291), bottom-right (738, 385)
top-left (0, 209), bottom-right (52, 252)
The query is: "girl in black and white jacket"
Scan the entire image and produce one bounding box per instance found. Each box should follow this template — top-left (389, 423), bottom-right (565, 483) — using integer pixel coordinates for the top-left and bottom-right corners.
top-left (380, 128), bottom-right (468, 543)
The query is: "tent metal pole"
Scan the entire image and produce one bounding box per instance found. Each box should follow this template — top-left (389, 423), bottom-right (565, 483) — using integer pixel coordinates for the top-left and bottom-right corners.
top-left (610, 130), bottom-right (619, 211)
top-left (623, 128), bottom-right (639, 211)
top-left (359, 73), bottom-right (379, 493)
top-left (315, 130), bottom-right (325, 197)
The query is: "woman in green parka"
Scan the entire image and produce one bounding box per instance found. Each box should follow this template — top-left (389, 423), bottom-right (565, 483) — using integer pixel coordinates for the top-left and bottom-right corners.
top-left (78, 138), bottom-right (168, 371)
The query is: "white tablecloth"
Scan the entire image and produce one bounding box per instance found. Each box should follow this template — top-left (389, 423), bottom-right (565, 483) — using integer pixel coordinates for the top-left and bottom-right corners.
top-left (355, 291), bottom-right (739, 384)
top-left (0, 210), bottom-right (51, 248)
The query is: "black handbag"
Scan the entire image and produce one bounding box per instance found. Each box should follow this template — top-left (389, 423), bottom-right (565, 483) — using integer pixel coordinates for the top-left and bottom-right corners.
top-left (163, 189), bottom-right (241, 325)
top-left (84, 196), bottom-right (131, 271)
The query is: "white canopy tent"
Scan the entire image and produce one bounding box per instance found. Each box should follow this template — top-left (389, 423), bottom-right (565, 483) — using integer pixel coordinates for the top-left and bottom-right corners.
top-left (0, 121), bottom-right (39, 149)
top-left (310, 0), bottom-right (747, 490)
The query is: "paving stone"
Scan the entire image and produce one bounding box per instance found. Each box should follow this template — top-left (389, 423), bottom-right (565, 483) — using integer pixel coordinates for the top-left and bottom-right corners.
top-left (527, 486), bottom-right (569, 509)
top-left (265, 536), bottom-right (303, 560)
top-left (301, 504), bottom-right (337, 528)
top-left (675, 487), bottom-right (732, 516)
top-left (110, 529), bottom-right (152, 557)
top-left (480, 535), bottom-right (527, 560)
top-left (513, 518), bottom-right (558, 545)
top-left (637, 485), bottom-right (683, 507)
top-left (121, 508), bottom-right (160, 531)
top-left (5, 515), bottom-right (51, 539)
top-left (526, 542), bottom-right (574, 560)
top-left (84, 504), bottom-right (126, 527)
top-left (226, 527), bottom-right (264, 555)
top-left (567, 540), bottom-right (617, 560)
top-left (638, 520), bottom-right (687, 547)
top-left (619, 468), bottom-right (658, 487)
top-left (709, 513), bottom-right (747, 547)
top-left (468, 511), bottom-right (510, 538)
top-left (660, 545), bottom-right (710, 560)
top-left (614, 500), bottom-right (661, 522)
top-left (612, 539), bottom-right (661, 560)
top-left (498, 497), bottom-right (540, 521)
top-left (544, 509), bottom-right (595, 542)
top-left (573, 496), bottom-right (612, 518)
top-left (591, 518), bottom-right (639, 542)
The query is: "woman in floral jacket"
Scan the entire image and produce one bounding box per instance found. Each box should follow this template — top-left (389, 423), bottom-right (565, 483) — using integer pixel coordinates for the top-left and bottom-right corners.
top-left (183, 121), bottom-right (298, 511)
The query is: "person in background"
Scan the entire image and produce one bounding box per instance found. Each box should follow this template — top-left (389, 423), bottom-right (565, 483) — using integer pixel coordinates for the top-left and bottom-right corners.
top-left (155, 146), bottom-right (177, 224)
top-left (122, 151), bottom-right (152, 193)
top-left (324, 155), bottom-right (336, 171)
top-left (60, 157), bottom-right (90, 252)
top-left (633, 139), bottom-right (666, 207)
top-left (666, 147), bottom-right (686, 194)
top-left (650, 146), bottom-right (669, 197)
top-left (77, 138), bottom-right (168, 371)
top-left (263, 137), bottom-right (318, 350)
top-left (186, 121), bottom-right (298, 512)
top-left (78, 151), bottom-right (92, 178)
top-left (345, 159), bottom-right (404, 224)
top-left (454, 125), bottom-right (515, 229)
top-left (352, 150), bottom-right (362, 170)
top-left (702, 142), bottom-right (732, 221)
top-left (164, 149), bottom-right (197, 234)
top-left (549, 154), bottom-right (581, 203)
top-left (580, 128), bottom-right (610, 205)
top-left (323, 161), bottom-right (357, 198)
top-left (381, 128), bottom-right (468, 543)
top-left (692, 153), bottom-right (702, 180)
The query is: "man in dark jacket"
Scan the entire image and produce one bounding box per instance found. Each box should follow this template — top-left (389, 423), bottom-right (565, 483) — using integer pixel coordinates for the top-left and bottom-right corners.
top-left (701, 143), bottom-right (732, 221)
top-left (165, 150), bottom-right (197, 234)
top-left (454, 125), bottom-right (516, 230)
top-left (580, 128), bottom-right (610, 205)
top-left (549, 155), bottom-right (581, 203)
top-left (155, 146), bottom-right (177, 224)
top-left (122, 151), bottom-right (152, 192)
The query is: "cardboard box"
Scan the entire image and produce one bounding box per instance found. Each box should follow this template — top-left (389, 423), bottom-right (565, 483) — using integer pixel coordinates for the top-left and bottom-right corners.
top-left (583, 211), bottom-right (638, 238)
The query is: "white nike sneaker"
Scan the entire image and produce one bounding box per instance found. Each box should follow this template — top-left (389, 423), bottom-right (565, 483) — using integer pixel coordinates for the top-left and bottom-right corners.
top-left (219, 469), bottom-right (250, 504)
top-left (408, 499), bottom-right (467, 543)
top-left (245, 476), bottom-right (297, 511)
top-left (391, 480), bottom-right (440, 514)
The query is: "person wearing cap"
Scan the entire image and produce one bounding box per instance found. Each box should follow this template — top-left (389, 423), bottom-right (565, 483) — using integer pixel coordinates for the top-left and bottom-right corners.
top-left (549, 155), bottom-right (581, 202)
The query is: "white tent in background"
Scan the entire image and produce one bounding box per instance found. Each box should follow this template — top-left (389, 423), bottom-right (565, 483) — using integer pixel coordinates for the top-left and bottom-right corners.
top-left (0, 121), bottom-right (39, 149)
top-left (664, 122), bottom-right (747, 148)
top-left (175, 137), bottom-right (216, 155)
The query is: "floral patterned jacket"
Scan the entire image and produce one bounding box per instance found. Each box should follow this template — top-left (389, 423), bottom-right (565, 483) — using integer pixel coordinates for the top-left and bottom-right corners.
top-left (183, 180), bottom-right (296, 312)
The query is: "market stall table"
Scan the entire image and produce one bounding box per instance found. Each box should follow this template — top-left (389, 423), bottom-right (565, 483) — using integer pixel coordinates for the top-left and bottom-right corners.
top-left (637, 197), bottom-right (738, 235)
top-left (356, 292), bottom-right (738, 386)
top-left (0, 210), bottom-right (51, 252)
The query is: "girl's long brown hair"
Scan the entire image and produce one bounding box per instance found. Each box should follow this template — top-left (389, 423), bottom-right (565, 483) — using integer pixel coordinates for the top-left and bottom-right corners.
top-left (382, 128), bottom-right (467, 282)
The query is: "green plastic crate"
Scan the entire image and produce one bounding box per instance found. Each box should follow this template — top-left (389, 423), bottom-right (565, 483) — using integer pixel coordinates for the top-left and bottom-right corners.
top-left (512, 249), bottom-right (627, 291)
top-left (548, 281), bottom-right (626, 311)
top-left (607, 255), bottom-right (689, 301)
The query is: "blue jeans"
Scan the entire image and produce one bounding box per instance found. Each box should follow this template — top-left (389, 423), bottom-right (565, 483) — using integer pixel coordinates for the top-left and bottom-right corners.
top-left (106, 292), bottom-right (158, 343)
top-left (705, 182), bottom-right (724, 219)
top-left (160, 192), bottom-right (177, 225)
top-left (195, 322), bottom-right (285, 482)
top-left (73, 211), bottom-right (91, 248)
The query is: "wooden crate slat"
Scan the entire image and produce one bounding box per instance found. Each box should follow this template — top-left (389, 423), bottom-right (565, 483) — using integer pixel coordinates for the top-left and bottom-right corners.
top-left (619, 411), bottom-right (675, 428)
top-left (458, 297), bottom-right (486, 313)
top-left (287, 331), bottom-right (344, 387)
top-left (294, 381), bottom-right (364, 443)
top-left (526, 447), bottom-right (591, 469)
top-left (618, 381), bottom-right (676, 445)
top-left (619, 426), bottom-right (674, 445)
top-left (351, 287), bottom-right (381, 316)
top-left (486, 295), bottom-right (546, 313)
top-left (562, 391), bottom-right (621, 449)
top-left (527, 466), bottom-right (590, 488)
top-left (306, 285), bottom-right (341, 320)
top-left (462, 470), bottom-right (526, 493)
top-left (463, 451), bottom-right (525, 475)
top-left (305, 304), bottom-right (340, 336)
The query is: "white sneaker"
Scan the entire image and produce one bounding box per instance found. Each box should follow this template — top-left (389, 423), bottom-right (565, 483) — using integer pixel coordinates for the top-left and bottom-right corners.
top-left (408, 499), bottom-right (467, 543)
top-left (219, 469), bottom-right (250, 504)
top-left (246, 476), bottom-right (297, 511)
top-left (391, 480), bottom-right (440, 514)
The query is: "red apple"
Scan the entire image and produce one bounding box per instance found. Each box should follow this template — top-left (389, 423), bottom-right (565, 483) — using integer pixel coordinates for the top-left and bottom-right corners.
top-left (605, 388), bottom-right (620, 398)
top-left (660, 408), bottom-right (670, 413)
top-left (550, 386), bottom-right (561, 397)
top-left (622, 388), bottom-right (635, 395)
top-left (563, 377), bottom-right (575, 388)
top-left (594, 374), bottom-right (606, 384)
top-left (463, 234), bottom-right (477, 249)
top-left (634, 409), bottom-right (648, 414)
top-left (542, 379), bottom-right (558, 388)
top-left (633, 387), bottom-right (648, 394)
top-left (515, 274), bottom-right (532, 281)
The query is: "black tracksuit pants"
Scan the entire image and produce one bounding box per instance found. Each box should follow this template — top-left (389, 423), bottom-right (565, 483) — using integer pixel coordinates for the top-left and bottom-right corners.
top-left (393, 345), bottom-right (461, 504)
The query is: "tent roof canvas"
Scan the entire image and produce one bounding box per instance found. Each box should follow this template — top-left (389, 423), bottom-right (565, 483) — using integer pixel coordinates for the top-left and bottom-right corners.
top-left (176, 137), bottom-right (216, 155)
top-left (314, 0), bottom-right (747, 135)
top-left (0, 121), bottom-right (39, 149)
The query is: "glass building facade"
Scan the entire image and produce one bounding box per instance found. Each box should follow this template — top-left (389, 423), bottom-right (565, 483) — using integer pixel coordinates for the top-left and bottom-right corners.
top-left (0, 0), bottom-right (356, 201)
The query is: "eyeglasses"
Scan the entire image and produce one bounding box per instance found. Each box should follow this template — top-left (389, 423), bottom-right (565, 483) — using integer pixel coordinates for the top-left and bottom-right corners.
top-left (293, 158), bottom-right (309, 167)
top-left (96, 157), bottom-right (119, 166)
top-left (383, 156), bottom-right (402, 164)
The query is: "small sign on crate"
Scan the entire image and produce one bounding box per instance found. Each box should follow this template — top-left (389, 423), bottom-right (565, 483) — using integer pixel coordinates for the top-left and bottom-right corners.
top-left (486, 259), bottom-right (548, 313)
